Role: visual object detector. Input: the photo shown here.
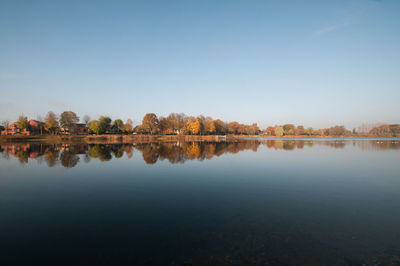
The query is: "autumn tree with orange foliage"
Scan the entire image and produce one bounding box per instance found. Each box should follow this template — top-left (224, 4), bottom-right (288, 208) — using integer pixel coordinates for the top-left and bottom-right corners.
top-left (183, 117), bottom-right (202, 135)
top-left (141, 113), bottom-right (159, 134)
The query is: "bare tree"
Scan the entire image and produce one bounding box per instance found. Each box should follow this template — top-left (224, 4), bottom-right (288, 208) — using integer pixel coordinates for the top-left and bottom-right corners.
top-left (83, 115), bottom-right (91, 126)
top-left (1, 120), bottom-right (10, 128)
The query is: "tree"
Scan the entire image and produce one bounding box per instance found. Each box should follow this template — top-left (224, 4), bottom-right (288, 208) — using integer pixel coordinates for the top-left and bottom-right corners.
top-left (183, 117), bottom-right (201, 135)
top-left (174, 113), bottom-right (187, 133)
top-left (159, 117), bottom-right (172, 134)
top-left (295, 125), bottom-right (304, 136)
top-left (99, 116), bottom-right (112, 133)
top-left (83, 115), bottom-right (91, 126)
top-left (197, 115), bottom-right (208, 135)
top-left (1, 120), bottom-right (10, 128)
top-left (45, 111), bottom-right (59, 134)
top-left (369, 124), bottom-right (393, 137)
top-left (204, 118), bottom-right (216, 134)
top-left (264, 126), bottom-right (275, 136)
top-left (274, 126), bottom-right (284, 137)
top-left (247, 123), bottom-right (260, 135)
top-left (160, 113), bottom-right (188, 134)
top-left (304, 127), bottom-right (314, 136)
top-left (142, 113), bottom-right (159, 134)
top-left (113, 119), bottom-right (125, 133)
top-left (17, 115), bottom-right (29, 129)
top-left (125, 118), bottom-right (133, 133)
top-left (59, 111), bottom-right (79, 129)
top-left (89, 120), bottom-right (102, 134)
top-left (328, 125), bottom-right (346, 136)
top-left (228, 122), bottom-right (240, 134)
top-left (283, 124), bottom-right (295, 136)
top-left (214, 119), bottom-right (227, 135)
top-left (238, 124), bottom-right (246, 135)
top-left (314, 129), bottom-right (325, 136)
top-left (390, 124), bottom-right (400, 137)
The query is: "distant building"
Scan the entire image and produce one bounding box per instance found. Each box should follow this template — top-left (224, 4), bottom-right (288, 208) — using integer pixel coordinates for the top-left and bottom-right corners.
top-left (60, 123), bottom-right (88, 135)
top-left (29, 120), bottom-right (45, 134)
top-left (1, 120), bottom-right (45, 136)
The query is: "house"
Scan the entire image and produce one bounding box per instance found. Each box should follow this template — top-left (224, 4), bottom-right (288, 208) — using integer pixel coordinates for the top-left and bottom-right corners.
top-left (28, 120), bottom-right (45, 134)
top-left (1, 123), bottom-right (23, 135)
top-left (60, 123), bottom-right (88, 135)
top-left (1, 120), bottom-right (45, 136)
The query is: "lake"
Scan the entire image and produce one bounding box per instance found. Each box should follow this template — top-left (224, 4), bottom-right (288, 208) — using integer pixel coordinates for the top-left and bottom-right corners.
top-left (1, 139), bottom-right (400, 265)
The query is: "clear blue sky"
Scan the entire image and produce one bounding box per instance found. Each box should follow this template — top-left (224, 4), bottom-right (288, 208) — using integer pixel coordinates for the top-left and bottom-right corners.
top-left (0, 0), bottom-right (399, 129)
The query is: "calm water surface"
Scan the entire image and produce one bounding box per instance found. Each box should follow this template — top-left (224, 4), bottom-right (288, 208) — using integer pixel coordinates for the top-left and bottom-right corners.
top-left (1, 139), bottom-right (400, 265)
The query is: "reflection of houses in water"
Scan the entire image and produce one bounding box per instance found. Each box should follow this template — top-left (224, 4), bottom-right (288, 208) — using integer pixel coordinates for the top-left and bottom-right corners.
top-left (0, 143), bottom-right (47, 164)
top-left (0, 143), bottom-right (60, 164)
top-left (61, 143), bottom-right (88, 153)
top-left (1, 143), bottom-right (37, 158)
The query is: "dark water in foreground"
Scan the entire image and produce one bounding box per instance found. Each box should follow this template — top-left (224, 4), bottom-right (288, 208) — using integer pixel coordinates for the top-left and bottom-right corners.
top-left (1, 139), bottom-right (400, 265)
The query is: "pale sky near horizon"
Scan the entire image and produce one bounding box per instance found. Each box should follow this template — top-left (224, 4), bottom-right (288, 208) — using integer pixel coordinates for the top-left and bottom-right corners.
top-left (0, 0), bottom-right (399, 129)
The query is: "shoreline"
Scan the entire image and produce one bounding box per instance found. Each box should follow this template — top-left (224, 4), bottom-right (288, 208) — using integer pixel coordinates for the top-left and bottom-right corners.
top-left (1, 134), bottom-right (399, 144)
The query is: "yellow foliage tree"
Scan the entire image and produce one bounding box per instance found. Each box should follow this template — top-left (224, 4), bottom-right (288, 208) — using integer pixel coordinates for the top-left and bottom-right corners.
top-left (184, 117), bottom-right (201, 135)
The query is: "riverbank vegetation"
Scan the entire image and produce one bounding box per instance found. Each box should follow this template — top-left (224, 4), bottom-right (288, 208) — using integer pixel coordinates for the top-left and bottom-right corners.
top-left (1, 111), bottom-right (399, 138)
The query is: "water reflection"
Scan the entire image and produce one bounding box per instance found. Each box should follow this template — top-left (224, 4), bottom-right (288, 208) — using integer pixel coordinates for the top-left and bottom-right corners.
top-left (1, 139), bottom-right (399, 168)
top-left (1, 139), bottom-right (400, 266)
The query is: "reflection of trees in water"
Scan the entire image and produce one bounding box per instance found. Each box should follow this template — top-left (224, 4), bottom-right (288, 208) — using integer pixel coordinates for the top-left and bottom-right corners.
top-left (0, 140), bottom-right (399, 167)
top-left (283, 141), bottom-right (295, 150)
top-left (83, 154), bottom-right (91, 163)
top-left (89, 145), bottom-right (112, 162)
top-left (320, 141), bottom-right (345, 149)
top-left (262, 140), bottom-right (348, 150)
top-left (263, 140), bottom-right (303, 150)
top-left (16, 150), bottom-right (29, 164)
top-left (356, 140), bottom-right (400, 151)
top-left (138, 143), bottom-right (160, 164)
top-left (0, 143), bottom-right (86, 167)
top-left (45, 147), bottom-right (59, 167)
top-left (60, 151), bottom-right (80, 168)
top-left (296, 141), bottom-right (304, 149)
top-left (87, 144), bottom-right (134, 162)
top-left (125, 145), bottom-right (134, 159)
top-left (1, 149), bottom-right (10, 160)
top-left (261, 139), bottom-right (400, 151)
top-left (135, 141), bottom-right (261, 164)
top-left (158, 143), bottom-right (184, 163)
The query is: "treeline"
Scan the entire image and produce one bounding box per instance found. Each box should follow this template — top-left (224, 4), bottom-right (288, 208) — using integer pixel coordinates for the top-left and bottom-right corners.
top-left (1, 111), bottom-right (399, 137)
top-left (263, 124), bottom-right (354, 137)
top-left (135, 113), bottom-right (260, 135)
top-left (1, 111), bottom-right (261, 135)
top-left (368, 124), bottom-right (400, 138)
top-left (263, 124), bottom-right (400, 137)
